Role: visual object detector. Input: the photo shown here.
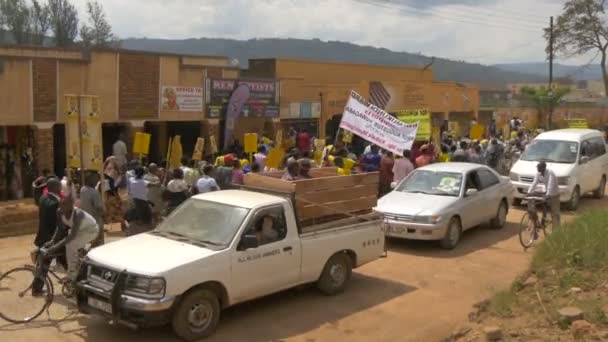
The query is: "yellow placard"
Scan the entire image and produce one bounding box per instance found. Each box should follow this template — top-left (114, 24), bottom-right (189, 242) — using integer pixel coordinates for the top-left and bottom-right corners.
top-left (275, 129), bottom-right (283, 147)
top-left (209, 135), bottom-right (218, 154)
top-left (133, 132), bottom-right (151, 155)
top-left (244, 133), bottom-right (258, 153)
top-left (65, 95), bottom-right (81, 168)
top-left (342, 130), bottom-right (353, 143)
top-left (432, 126), bottom-right (441, 150)
top-left (192, 137), bottom-right (205, 161)
top-left (469, 124), bottom-right (484, 140)
top-left (397, 109), bottom-right (431, 141)
top-left (265, 148), bottom-right (285, 169)
top-left (566, 119), bottom-right (588, 129)
top-left (81, 96), bottom-right (103, 170)
top-left (169, 135), bottom-right (183, 169)
top-left (448, 121), bottom-right (461, 137)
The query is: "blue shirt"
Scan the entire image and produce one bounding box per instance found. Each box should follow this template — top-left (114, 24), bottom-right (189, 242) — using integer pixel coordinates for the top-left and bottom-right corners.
top-left (128, 177), bottom-right (148, 201)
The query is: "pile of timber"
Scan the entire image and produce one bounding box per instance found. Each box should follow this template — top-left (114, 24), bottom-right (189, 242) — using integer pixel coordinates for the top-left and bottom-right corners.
top-left (243, 168), bottom-right (379, 227)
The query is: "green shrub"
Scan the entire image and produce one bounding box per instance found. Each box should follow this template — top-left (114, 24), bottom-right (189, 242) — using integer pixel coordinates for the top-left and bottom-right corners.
top-left (532, 210), bottom-right (608, 272)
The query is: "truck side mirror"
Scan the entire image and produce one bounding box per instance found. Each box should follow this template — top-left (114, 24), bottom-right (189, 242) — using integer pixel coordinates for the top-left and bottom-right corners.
top-left (580, 156), bottom-right (590, 164)
top-left (239, 235), bottom-right (259, 250)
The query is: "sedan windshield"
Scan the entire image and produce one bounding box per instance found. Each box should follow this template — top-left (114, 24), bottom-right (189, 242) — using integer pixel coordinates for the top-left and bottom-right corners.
top-left (396, 170), bottom-right (463, 197)
top-left (521, 140), bottom-right (578, 164)
top-left (154, 199), bottom-right (250, 247)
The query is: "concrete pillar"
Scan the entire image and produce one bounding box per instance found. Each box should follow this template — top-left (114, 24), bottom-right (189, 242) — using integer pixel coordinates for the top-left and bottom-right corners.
top-left (33, 123), bottom-right (54, 175)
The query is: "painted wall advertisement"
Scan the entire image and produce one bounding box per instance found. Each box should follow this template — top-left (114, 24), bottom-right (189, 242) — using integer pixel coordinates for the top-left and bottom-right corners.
top-left (161, 86), bottom-right (203, 112)
top-left (340, 90), bottom-right (418, 156)
top-left (205, 78), bottom-right (279, 118)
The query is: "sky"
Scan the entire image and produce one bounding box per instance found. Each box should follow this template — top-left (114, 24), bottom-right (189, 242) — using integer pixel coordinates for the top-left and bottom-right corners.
top-left (73, 0), bottom-right (596, 66)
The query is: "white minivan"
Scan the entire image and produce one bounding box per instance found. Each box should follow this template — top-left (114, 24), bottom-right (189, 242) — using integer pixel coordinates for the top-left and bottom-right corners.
top-left (510, 129), bottom-right (608, 210)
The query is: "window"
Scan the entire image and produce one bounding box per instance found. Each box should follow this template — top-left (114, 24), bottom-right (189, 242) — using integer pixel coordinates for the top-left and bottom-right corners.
top-left (581, 140), bottom-right (593, 159)
top-left (478, 169), bottom-right (500, 190)
top-left (242, 206), bottom-right (288, 247)
top-left (465, 171), bottom-right (482, 192)
top-left (591, 137), bottom-right (606, 158)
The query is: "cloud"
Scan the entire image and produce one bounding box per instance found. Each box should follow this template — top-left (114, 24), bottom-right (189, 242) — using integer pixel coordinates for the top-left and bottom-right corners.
top-left (71, 0), bottom-right (582, 65)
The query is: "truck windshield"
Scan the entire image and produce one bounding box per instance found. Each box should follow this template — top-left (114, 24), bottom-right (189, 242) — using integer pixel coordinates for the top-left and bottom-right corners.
top-left (154, 199), bottom-right (250, 247)
top-left (521, 140), bottom-right (578, 164)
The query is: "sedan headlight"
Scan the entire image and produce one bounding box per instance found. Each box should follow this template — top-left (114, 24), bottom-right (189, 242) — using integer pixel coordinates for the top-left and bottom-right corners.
top-left (558, 176), bottom-right (570, 186)
top-left (414, 215), bottom-right (443, 224)
top-left (509, 172), bottom-right (518, 182)
top-left (124, 275), bottom-right (166, 299)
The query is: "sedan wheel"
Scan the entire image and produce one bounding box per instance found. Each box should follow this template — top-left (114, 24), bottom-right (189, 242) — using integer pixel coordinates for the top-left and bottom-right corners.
top-left (440, 218), bottom-right (461, 250)
top-left (567, 186), bottom-right (580, 211)
top-left (490, 201), bottom-right (508, 229)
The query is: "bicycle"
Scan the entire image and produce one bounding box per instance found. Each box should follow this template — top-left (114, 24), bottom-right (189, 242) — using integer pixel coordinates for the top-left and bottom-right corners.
top-left (518, 196), bottom-right (553, 249)
top-left (0, 247), bottom-right (86, 324)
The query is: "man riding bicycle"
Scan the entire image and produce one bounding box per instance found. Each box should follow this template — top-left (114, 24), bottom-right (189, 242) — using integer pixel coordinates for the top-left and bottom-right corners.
top-left (39, 195), bottom-right (100, 286)
top-left (527, 161), bottom-right (561, 228)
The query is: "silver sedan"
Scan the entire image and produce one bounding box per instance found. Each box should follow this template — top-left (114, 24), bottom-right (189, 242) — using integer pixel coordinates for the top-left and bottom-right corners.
top-left (375, 163), bottom-right (514, 249)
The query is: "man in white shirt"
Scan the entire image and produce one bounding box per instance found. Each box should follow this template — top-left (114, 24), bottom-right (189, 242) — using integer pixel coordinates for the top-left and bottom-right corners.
top-left (528, 161), bottom-right (560, 228)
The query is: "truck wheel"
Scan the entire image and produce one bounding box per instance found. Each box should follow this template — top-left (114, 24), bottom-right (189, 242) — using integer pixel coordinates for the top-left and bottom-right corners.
top-left (439, 218), bottom-right (461, 250)
top-left (566, 186), bottom-right (580, 211)
top-left (593, 176), bottom-right (606, 199)
top-left (317, 253), bottom-right (352, 295)
top-left (171, 288), bottom-right (220, 341)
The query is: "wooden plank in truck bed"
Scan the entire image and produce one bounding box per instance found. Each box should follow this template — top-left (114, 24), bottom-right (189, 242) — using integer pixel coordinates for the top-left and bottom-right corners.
top-left (294, 173), bottom-right (378, 193)
top-left (297, 197), bottom-right (377, 221)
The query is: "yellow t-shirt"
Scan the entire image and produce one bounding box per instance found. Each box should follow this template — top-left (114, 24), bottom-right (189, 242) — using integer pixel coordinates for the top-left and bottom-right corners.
top-left (438, 153), bottom-right (450, 163)
top-left (337, 167), bottom-right (350, 176)
top-left (510, 131), bottom-right (518, 140)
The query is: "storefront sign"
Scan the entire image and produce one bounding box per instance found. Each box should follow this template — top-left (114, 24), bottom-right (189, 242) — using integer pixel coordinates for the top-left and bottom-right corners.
top-left (566, 119), bottom-right (588, 129)
top-left (161, 86), bottom-right (203, 112)
top-left (206, 78), bottom-right (280, 118)
top-left (397, 109), bottom-right (431, 141)
top-left (289, 102), bottom-right (321, 118)
top-left (340, 90), bottom-right (419, 156)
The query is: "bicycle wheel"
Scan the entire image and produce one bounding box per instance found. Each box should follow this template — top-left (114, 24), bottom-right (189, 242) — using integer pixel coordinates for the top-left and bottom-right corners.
top-left (518, 213), bottom-right (537, 249)
top-left (0, 266), bottom-right (53, 323)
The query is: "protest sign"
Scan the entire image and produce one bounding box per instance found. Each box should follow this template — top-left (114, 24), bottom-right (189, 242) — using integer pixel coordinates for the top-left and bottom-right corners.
top-left (192, 137), bottom-right (205, 161)
top-left (397, 109), bottom-right (431, 141)
top-left (339, 90), bottom-right (418, 156)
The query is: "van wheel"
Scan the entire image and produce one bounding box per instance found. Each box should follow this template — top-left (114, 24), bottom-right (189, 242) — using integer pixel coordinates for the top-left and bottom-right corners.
top-left (317, 253), bottom-right (352, 295)
top-left (567, 186), bottom-right (580, 211)
top-left (172, 288), bottom-right (220, 341)
top-left (490, 200), bottom-right (508, 229)
top-left (593, 176), bottom-right (606, 199)
top-left (440, 218), bottom-right (461, 250)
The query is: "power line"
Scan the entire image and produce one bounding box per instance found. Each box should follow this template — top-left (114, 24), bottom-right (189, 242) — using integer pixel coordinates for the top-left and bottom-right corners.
top-left (449, 38), bottom-right (544, 62)
top-left (447, 4), bottom-right (550, 24)
top-left (352, 0), bottom-right (543, 33)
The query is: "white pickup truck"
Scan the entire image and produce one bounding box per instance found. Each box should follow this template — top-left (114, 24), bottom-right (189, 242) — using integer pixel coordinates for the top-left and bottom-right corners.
top-left (76, 189), bottom-right (384, 340)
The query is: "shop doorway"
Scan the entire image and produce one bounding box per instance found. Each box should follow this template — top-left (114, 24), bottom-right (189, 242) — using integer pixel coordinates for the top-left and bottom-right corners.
top-left (52, 124), bottom-right (66, 178)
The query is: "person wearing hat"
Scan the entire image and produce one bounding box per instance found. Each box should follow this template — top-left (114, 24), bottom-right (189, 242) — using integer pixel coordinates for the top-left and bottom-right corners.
top-left (415, 144), bottom-right (433, 168)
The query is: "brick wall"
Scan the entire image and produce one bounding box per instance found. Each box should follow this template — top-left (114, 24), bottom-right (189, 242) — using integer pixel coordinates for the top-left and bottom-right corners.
top-left (119, 53), bottom-right (159, 120)
top-left (33, 128), bottom-right (54, 174)
top-left (32, 59), bottom-right (57, 122)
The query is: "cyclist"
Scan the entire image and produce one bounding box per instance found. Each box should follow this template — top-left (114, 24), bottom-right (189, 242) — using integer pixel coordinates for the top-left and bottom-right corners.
top-left (527, 161), bottom-right (561, 228)
top-left (40, 195), bottom-right (100, 284)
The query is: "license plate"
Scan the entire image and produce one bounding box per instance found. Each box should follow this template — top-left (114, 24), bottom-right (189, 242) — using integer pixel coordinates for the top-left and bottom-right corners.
top-left (88, 297), bottom-right (112, 314)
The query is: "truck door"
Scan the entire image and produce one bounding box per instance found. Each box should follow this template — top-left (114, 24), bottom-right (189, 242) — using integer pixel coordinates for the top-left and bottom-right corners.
top-left (231, 204), bottom-right (301, 302)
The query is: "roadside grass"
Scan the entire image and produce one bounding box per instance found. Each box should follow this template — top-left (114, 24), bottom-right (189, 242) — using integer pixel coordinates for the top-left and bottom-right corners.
top-left (487, 210), bottom-right (608, 321)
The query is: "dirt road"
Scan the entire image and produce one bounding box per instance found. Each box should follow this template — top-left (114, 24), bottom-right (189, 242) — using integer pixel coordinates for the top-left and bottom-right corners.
top-left (0, 199), bottom-right (604, 342)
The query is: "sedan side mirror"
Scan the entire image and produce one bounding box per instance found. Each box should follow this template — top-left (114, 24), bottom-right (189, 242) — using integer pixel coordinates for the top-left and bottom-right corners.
top-left (239, 235), bottom-right (259, 251)
top-left (465, 188), bottom-right (478, 197)
top-left (580, 156), bottom-right (590, 164)
top-left (390, 182), bottom-right (397, 189)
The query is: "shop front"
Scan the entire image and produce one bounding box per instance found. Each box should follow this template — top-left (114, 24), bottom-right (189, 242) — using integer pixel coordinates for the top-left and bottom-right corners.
top-left (0, 126), bottom-right (37, 200)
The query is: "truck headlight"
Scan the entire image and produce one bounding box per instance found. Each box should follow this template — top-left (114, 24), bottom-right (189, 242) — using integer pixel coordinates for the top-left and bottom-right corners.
top-left (124, 275), bottom-right (166, 299)
top-left (415, 215), bottom-right (443, 224)
top-left (558, 176), bottom-right (570, 186)
top-left (509, 172), bottom-right (518, 182)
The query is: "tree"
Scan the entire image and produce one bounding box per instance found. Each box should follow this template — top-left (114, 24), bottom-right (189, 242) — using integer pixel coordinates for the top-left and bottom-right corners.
top-left (48, 0), bottom-right (78, 47)
top-left (80, 0), bottom-right (116, 47)
top-left (30, 0), bottom-right (50, 45)
top-left (520, 86), bottom-right (570, 129)
top-left (547, 0), bottom-right (608, 95)
top-left (0, 0), bottom-right (31, 44)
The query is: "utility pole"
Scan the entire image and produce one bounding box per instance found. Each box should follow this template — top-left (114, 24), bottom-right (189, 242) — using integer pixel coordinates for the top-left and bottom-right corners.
top-left (548, 16), bottom-right (554, 130)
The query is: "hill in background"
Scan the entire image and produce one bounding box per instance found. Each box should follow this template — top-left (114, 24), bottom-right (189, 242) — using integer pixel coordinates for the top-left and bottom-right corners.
top-left (493, 62), bottom-right (602, 81)
top-left (121, 37), bottom-right (544, 86)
